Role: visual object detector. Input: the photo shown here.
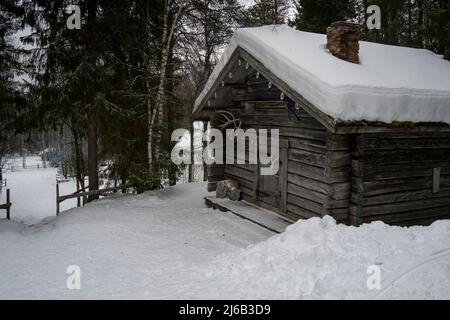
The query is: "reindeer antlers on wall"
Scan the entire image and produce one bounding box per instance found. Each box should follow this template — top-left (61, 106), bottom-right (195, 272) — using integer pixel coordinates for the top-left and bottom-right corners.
top-left (214, 111), bottom-right (242, 130)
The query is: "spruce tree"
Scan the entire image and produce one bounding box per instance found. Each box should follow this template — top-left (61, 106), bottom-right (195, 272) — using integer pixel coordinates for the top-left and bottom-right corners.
top-left (291, 0), bottom-right (357, 33)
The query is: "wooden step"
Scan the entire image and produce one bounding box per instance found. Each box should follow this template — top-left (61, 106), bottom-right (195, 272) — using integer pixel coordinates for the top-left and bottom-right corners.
top-left (205, 196), bottom-right (293, 233)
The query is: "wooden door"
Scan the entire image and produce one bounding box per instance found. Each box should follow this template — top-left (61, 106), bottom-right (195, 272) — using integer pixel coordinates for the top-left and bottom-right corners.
top-left (259, 173), bottom-right (280, 207)
top-left (254, 139), bottom-right (289, 212)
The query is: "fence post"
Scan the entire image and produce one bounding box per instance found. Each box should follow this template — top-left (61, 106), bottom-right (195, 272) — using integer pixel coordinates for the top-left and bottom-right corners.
top-left (56, 181), bottom-right (60, 216)
top-left (6, 189), bottom-right (10, 220)
top-left (76, 182), bottom-right (81, 208)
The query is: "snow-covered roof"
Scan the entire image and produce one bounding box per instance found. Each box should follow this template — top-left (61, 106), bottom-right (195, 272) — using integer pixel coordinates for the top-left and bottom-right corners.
top-left (194, 25), bottom-right (450, 125)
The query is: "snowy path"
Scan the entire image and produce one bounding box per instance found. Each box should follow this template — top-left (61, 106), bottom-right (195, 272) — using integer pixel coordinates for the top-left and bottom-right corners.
top-left (1, 182), bottom-right (449, 299)
top-left (0, 183), bottom-right (272, 299)
top-left (1, 157), bottom-right (77, 224)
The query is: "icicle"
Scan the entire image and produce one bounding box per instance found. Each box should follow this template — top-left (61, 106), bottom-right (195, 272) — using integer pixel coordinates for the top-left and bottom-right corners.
top-left (214, 92), bottom-right (218, 99)
top-left (228, 72), bottom-right (233, 79)
top-left (245, 62), bottom-right (250, 70)
top-left (238, 59), bottom-right (242, 67)
top-left (280, 92), bottom-right (285, 100)
top-left (268, 82), bottom-right (272, 89)
top-left (221, 81), bottom-right (225, 87)
top-left (208, 100), bottom-right (211, 107)
top-left (295, 103), bottom-right (300, 110)
top-left (256, 72), bottom-right (260, 79)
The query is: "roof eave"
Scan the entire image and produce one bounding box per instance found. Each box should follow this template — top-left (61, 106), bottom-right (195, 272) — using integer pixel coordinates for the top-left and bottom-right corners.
top-left (193, 47), bottom-right (338, 133)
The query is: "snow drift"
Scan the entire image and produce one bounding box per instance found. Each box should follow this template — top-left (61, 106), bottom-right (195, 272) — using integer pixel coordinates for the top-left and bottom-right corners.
top-left (182, 216), bottom-right (450, 300)
top-left (1, 183), bottom-right (449, 299)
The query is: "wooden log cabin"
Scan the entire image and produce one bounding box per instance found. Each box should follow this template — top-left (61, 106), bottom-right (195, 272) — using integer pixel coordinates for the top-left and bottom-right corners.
top-left (193, 23), bottom-right (450, 227)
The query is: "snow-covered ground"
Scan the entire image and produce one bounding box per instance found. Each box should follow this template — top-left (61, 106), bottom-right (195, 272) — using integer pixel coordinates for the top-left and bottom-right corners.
top-left (1, 157), bottom-right (78, 224)
top-left (0, 182), bottom-right (449, 299)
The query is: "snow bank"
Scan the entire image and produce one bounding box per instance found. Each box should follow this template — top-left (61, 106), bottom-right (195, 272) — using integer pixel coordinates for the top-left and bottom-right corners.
top-left (183, 216), bottom-right (450, 299)
top-left (0, 183), bottom-right (272, 299)
top-left (1, 182), bottom-right (449, 299)
top-left (1, 157), bottom-right (78, 224)
top-left (195, 25), bottom-right (450, 124)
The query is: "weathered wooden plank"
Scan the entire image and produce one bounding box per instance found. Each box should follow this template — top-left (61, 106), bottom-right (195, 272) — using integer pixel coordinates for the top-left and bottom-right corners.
top-left (363, 137), bottom-right (450, 150)
top-left (287, 203), bottom-right (322, 219)
top-left (354, 187), bottom-right (450, 206)
top-left (287, 173), bottom-right (328, 195)
top-left (326, 133), bottom-right (351, 151)
top-left (363, 149), bottom-right (450, 164)
top-left (324, 198), bottom-right (350, 209)
top-left (246, 83), bottom-right (281, 94)
top-left (287, 182), bottom-right (326, 204)
top-left (239, 108), bottom-right (293, 117)
top-left (351, 160), bottom-right (364, 177)
top-left (208, 175), bottom-right (227, 183)
top-left (324, 165), bottom-right (351, 183)
top-left (433, 167), bottom-right (441, 193)
top-left (329, 183), bottom-right (351, 201)
top-left (289, 139), bottom-right (327, 154)
top-left (326, 151), bottom-right (352, 169)
top-left (233, 91), bottom-right (282, 102)
top-left (362, 206), bottom-right (450, 225)
top-left (360, 195), bottom-right (450, 217)
top-left (288, 160), bottom-right (325, 182)
top-left (0, 203), bottom-right (11, 210)
top-left (242, 115), bottom-right (326, 131)
top-left (240, 124), bottom-right (327, 143)
top-left (224, 165), bottom-right (254, 182)
top-left (205, 196), bottom-right (292, 233)
top-left (253, 164), bottom-right (259, 199)
top-left (349, 150), bottom-right (364, 226)
top-left (363, 163), bottom-right (450, 180)
top-left (280, 145), bottom-right (288, 213)
top-left (289, 149), bottom-right (325, 168)
top-left (58, 185), bottom-right (128, 202)
top-left (361, 175), bottom-right (450, 197)
top-left (336, 123), bottom-right (450, 134)
top-left (287, 193), bottom-right (323, 215)
top-left (207, 165), bottom-right (225, 177)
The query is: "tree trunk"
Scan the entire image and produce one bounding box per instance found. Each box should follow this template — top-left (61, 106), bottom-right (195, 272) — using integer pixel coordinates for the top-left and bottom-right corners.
top-left (203, 121), bottom-right (208, 182)
top-left (0, 160), bottom-right (3, 191)
top-left (72, 125), bottom-right (86, 204)
top-left (148, 1), bottom-right (184, 188)
top-left (88, 112), bottom-right (99, 200)
top-left (189, 120), bottom-right (194, 182)
top-left (87, 0), bottom-right (99, 201)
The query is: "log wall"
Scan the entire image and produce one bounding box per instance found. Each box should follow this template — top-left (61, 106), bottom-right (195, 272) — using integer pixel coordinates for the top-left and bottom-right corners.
top-left (350, 133), bottom-right (450, 226)
top-left (208, 76), bottom-right (346, 222)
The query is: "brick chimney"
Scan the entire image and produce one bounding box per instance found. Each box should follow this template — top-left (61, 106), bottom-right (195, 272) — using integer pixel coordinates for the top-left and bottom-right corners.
top-left (327, 21), bottom-right (360, 64)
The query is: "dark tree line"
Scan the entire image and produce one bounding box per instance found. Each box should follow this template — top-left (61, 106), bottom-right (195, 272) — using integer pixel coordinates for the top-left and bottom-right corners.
top-left (291, 0), bottom-right (449, 59)
top-left (1, 0), bottom-right (448, 195)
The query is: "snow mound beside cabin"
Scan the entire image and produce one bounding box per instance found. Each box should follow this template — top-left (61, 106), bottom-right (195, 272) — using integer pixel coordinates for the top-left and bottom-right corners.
top-left (183, 216), bottom-right (450, 300)
top-left (1, 182), bottom-right (450, 299)
top-left (195, 25), bottom-right (450, 124)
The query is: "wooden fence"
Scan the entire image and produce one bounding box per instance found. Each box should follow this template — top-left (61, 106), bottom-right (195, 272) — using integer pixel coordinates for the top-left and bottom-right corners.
top-left (56, 184), bottom-right (129, 215)
top-left (0, 189), bottom-right (11, 220)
